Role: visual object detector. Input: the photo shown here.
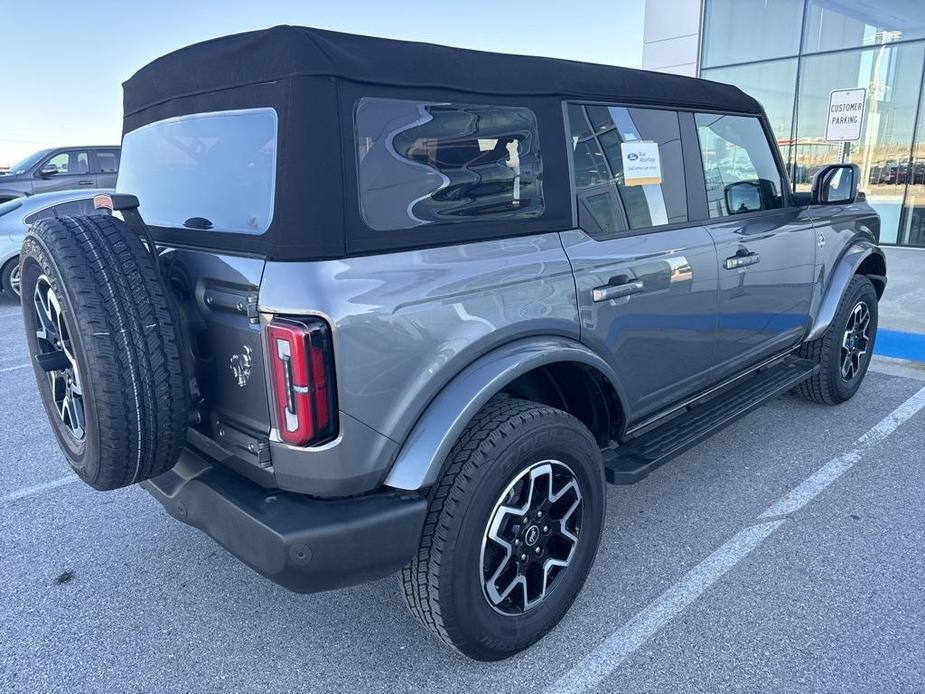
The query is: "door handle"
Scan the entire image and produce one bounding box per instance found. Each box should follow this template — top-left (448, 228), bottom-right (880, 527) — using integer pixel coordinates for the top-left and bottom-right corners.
top-left (723, 252), bottom-right (760, 270)
top-left (591, 279), bottom-right (644, 302)
top-left (77, 179), bottom-right (93, 185)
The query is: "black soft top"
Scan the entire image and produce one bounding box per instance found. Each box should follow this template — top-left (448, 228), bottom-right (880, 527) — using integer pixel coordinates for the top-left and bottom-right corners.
top-left (124, 25), bottom-right (760, 118)
top-left (121, 26), bottom-right (764, 260)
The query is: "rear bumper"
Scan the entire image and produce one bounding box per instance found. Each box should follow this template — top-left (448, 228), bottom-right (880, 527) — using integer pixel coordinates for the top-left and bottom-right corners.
top-left (141, 447), bottom-right (428, 594)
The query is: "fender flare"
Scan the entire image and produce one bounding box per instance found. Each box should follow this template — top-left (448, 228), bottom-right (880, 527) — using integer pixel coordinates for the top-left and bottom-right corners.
top-left (383, 336), bottom-right (625, 491)
top-left (806, 240), bottom-right (886, 342)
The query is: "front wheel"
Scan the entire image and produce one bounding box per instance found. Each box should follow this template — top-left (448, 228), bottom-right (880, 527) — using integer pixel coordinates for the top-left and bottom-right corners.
top-left (797, 275), bottom-right (878, 405)
top-left (1, 257), bottom-right (20, 301)
top-left (400, 398), bottom-right (606, 660)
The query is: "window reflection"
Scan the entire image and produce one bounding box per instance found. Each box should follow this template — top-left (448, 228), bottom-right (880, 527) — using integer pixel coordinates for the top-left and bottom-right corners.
top-left (803, 0), bottom-right (925, 53)
top-left (900, 88), bottom-right (925, 246)
top-left (701, 0), bottom-right (804, 67)
top-left (794, 42), bottom-right (924, 243)
top-left (567, 104), bottom-right (687, 234)
top-left (702, 59), bottom-right (799, 176)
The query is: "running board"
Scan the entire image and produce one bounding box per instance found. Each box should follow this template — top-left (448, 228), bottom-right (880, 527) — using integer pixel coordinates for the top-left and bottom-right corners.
top-left (603, 356), bottom-right (819, 485)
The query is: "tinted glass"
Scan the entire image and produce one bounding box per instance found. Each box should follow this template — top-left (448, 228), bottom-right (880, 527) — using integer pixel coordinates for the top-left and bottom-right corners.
top-left (695, 113), bottom-right (784, 217)
top-left (95, 150), bottom-right (120, 174)
top-left (568, 103), bottom-right (687, 234)
top-left (701, 0), bottom-right (804, 67)
top-left (900, 82), bottom-right (925, 247)
top-left (45, 151), bottom-right (90, 175)
top-left (117, 108), bottom-right (277, 235)
top-left (701, 59), bottom-right (798, 174)
top-left (794, 42), bottom-right (923, 242)
top-left (355, 98), bottom-right (544, 231)
top-left (803, 0), bottom-right (925, 53)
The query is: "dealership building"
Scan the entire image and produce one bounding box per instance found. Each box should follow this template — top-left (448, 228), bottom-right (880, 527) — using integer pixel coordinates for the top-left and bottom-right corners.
top-left (643, 0), bottom-right (925, 248)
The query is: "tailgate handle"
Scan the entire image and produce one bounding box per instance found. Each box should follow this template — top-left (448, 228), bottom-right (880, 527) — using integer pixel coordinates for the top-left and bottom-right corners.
top-left (592, 279), bottom-right (644, 302)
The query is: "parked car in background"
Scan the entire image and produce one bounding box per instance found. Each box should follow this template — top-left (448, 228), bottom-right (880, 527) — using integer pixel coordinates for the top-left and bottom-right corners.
top-left (0, 189), bottom-right (112, 300)
top-left (0, 147), bottom-right (120, 202)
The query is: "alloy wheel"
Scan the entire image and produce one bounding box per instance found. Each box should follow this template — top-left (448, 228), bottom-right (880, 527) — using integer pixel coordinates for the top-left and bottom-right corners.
top-left (840, 300), bottom-right (871, 382)
top-left (480, 460), bottom-right (583, 615)
top-left (10, 263), bottom-right (21, 298)
top-left (32, 275), bottom-right (85, 440)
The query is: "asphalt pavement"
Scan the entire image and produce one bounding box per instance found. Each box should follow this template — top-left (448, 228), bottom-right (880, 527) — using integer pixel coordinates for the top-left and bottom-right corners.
top-left (1, 294), bottom-right (924, 693)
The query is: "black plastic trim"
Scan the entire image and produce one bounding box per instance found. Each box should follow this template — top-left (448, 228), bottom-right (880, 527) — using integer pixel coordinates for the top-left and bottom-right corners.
top-left (141, 446), bottom-right (428, 593)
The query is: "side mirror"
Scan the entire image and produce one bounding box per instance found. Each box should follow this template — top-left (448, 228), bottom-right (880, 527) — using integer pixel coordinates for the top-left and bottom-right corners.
top-left (39, 163), bottom-right (59, 178)
top-left (812, 163), bottom-right (859, 205)
top-left (724, 181), bottom-right (763, 215)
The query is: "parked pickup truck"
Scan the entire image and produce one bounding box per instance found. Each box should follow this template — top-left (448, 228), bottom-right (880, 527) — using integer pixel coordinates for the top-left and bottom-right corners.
top-left (18, 26), bottom-right (885, 661)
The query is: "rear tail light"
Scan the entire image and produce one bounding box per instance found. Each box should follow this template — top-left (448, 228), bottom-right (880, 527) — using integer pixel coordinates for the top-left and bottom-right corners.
top-left (266, 317), bottom-right (337, 446)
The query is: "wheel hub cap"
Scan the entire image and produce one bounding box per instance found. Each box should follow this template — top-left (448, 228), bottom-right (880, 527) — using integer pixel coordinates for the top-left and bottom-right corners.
top-left (32, 276), bottom-right (85, 441)
top-left (840, 301), bottom-right (871, 382)
top-left (480, 460), bottom-right (583, 615)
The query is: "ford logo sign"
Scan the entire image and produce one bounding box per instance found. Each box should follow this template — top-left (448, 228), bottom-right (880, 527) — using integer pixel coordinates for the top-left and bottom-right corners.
top-left (627, 153), bottom-right (639, 161)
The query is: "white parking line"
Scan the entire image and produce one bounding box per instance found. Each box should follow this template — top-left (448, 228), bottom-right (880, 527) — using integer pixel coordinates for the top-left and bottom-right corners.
top-left (1, 475), bottom-right (79, 504)
top-left (0, 363), bottom-right (29, 373)
top-left (548, 384), bottom-right (925, 694)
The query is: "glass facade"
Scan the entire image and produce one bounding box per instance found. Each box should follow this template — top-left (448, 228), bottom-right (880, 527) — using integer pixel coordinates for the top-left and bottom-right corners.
top-left (700, 0), bottom-right (925, 247)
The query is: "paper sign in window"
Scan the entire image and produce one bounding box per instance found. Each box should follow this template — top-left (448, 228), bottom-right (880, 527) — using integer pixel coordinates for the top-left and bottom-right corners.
top-left (621, 141), bottom-right (662, 186)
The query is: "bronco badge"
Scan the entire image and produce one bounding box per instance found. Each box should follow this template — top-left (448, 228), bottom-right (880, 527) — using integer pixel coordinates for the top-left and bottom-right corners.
top-left (229, 345), bottom-right (253, 388)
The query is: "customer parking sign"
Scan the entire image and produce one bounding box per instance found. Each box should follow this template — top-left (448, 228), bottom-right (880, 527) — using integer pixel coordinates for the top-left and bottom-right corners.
top-left (825, 88), bottom-right (866, 142)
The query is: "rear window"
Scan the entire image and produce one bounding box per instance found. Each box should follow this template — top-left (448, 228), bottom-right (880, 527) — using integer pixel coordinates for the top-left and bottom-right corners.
top-left (116, 108), bottom-right (277, 234)
top-left (354, 97), bottom-right (544, 231)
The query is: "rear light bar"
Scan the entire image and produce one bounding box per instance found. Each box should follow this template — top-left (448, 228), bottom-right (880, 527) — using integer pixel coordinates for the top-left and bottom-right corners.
top-left (266, 317), bottom-right (337, 446)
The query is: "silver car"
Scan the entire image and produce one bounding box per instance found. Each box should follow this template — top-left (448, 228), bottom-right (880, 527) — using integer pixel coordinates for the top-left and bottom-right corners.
top-left (0, 189), bottom-right (112, 300)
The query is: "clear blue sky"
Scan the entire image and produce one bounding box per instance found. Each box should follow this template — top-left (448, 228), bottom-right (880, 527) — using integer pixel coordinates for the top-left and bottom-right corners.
top-left (0, 0), bottom-right (644, 167)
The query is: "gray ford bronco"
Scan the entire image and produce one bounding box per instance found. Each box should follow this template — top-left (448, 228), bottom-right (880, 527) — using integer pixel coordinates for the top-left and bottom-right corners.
top-left (19, 27), bottom-right (886, 660)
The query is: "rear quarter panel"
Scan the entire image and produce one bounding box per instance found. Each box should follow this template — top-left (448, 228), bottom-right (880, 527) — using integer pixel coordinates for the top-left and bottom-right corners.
top-left (259, 233), bottom-right (579, 443)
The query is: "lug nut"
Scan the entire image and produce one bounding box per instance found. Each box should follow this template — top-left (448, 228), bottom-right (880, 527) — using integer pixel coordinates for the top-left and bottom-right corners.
top-left (534, 547), bottom-right (541, 555)
top-left (523, 516), bottom-right (529, 524)
top-left (520, 553), bottom-right (527, 562)
top-left (514, 539), bottom-right (521, 547)
top-left (542, 525), bottom-right (549, 534)
top-left (537, 511), bottom-right (543, 519)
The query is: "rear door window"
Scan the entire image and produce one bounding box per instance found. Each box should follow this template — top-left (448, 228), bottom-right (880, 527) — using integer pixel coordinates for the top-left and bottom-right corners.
top-left (94, 149), bottom-right (120, 174)
top-left (354, 98), bottom-right (544, 231)
top-left (694, 113), bottom-right (784, 217)
top-left (116, 108), bottom-right (278, 234)
top-left (567, 103), bottom-right (688, 235)
top-left (44, 150), bottom-right (90, 176)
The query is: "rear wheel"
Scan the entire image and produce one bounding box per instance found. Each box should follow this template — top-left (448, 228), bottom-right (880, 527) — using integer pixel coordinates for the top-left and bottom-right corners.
top-left (20, 214), bottom-right (188, 490)
top-left (401, 398), bottom-right (606, 660)
top-left (797, 275), bottom-right (878, 405)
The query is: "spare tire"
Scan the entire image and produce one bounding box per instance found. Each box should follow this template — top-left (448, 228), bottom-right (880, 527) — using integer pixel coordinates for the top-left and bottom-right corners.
top-left (20, 214), bottom-right (188, 490)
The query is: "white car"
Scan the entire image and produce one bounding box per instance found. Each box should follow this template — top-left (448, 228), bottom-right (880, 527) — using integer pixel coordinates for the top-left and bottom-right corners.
top-left (0, 189), bottom-right (112, 300)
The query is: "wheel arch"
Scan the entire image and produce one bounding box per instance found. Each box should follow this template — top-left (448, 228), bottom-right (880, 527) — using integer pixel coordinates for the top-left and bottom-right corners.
top-left (807, 241), bottom-right (886, 342)
top-left (383, 336), bottom-right (627, 491)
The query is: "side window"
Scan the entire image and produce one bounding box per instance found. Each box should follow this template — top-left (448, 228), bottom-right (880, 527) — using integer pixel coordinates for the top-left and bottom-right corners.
top-left (355, 98), bottom-right (544, 231)
top-left (24, 206), bottom-right (56, 224)
top-left (95, 150), bottom-right (120, 174)
top-left (567, 103), bottom-right (688, 235)
top-left (54, 199), bottom-right (100, 217)
top-left (694, 113), bottom-right (784, 217)
top-left (43, 150), bottom-right (90, 176)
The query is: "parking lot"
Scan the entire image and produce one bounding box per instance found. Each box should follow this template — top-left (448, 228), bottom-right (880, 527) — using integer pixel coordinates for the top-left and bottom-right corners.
top-left (1, 290), bottom-right (924, 693)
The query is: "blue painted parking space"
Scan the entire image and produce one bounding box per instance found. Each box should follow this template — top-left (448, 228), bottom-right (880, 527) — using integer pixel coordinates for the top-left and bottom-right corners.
top-left (875, 329), bottom-right (925, 363)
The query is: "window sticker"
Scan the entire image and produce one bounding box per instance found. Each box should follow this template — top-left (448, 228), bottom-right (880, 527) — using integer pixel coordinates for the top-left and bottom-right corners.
top-left (621, 141), bottom-right (662, 186)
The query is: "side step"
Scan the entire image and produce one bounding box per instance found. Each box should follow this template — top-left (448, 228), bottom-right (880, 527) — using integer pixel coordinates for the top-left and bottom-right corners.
top-left (603, 356), bottom-right (819, 485)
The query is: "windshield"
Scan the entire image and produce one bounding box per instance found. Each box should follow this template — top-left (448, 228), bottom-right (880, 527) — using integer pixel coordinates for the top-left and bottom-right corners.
top-left (5, 150), bottom-right (51, 175)
top-left (116, 108), bottom-right (278, 234)
top-left (0, 199), bottom-right (23, 217)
